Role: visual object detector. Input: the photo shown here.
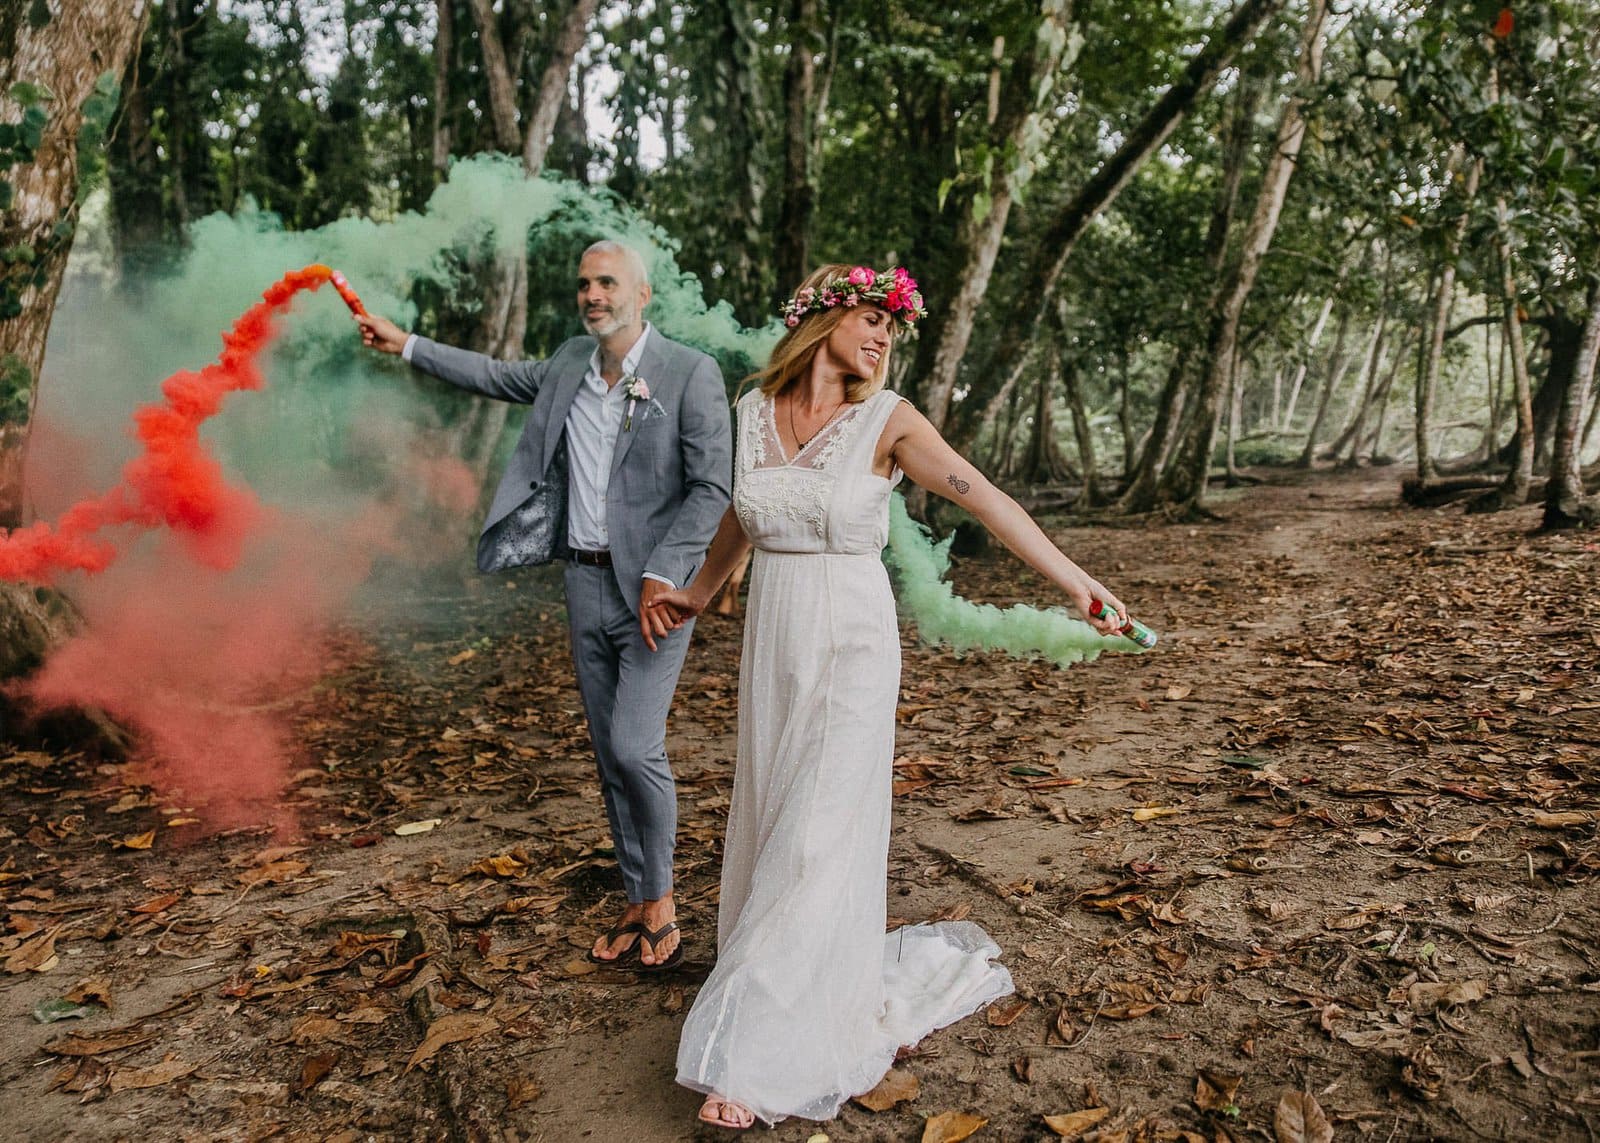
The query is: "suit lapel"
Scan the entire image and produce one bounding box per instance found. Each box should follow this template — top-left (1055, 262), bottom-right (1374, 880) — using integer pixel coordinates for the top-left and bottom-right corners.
top-left (609, 334), bottom-right (671, 477)
top-left (542, 342), bottom-right (591, 473)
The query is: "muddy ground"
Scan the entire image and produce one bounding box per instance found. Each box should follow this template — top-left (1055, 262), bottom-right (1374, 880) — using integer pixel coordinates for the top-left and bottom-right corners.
top-left (2, 470), bottom-right (1598, 1143)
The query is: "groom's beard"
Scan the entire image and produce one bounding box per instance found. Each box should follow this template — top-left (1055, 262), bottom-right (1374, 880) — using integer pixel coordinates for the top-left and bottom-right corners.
top-left (583, 299), bottom-right (638, 339)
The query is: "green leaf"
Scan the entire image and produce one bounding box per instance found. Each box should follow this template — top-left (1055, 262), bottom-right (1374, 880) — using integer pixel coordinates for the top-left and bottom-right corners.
top-left (937, 177), bottom-right (955, 211)
top-left (32, 998), bottom-right (98, 1024)
top-left (7, 81), bottom-right (54, 107)
top-left (972, 191), bottom-right (992, 224)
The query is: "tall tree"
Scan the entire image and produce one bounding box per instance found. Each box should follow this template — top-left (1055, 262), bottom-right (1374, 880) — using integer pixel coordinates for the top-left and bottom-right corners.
top-left (0, 0), bottom-right (148, 713)
top-left (1148, 0), bottom-right (1328, 514)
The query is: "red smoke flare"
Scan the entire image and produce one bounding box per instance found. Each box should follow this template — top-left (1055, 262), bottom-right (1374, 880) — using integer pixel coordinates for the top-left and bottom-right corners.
top-left (0, 264), bottom-right (439, 831)
top-left (0, 264), bottom-right (343, 583)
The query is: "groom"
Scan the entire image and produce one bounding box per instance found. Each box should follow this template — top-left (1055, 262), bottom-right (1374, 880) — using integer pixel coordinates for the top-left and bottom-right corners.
top-left (358, 240), bottom-right (732, 969)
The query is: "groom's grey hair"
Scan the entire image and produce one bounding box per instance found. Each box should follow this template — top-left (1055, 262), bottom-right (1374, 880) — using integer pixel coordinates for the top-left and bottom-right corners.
top-left (583, 239), bottom-right (651, 288)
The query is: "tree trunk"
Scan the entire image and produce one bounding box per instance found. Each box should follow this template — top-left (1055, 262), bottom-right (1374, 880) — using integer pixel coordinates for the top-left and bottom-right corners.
top-left (1, 1), bottom-right (149, 529)
top-left (1060, 354), bottom-right (1100, 504)
top-left (951, 0), bottom-right (1285, 444)
top-left (0, 0), bottom-right (148, 738)
top-left (431, 0), bottom-right (454, 177)
top-left (465, 0), bottom-right (521, 152)
top-left (773, 0), bottom-right (819, 296)
top-left (1282, 294), bottom-right (1334, 430)
top-left (1542, 276), bottom-right (1600, 528)
top-left (1020, 352), bottom-right (1072, 485)
top-left (522, 0), bottom-right (599, 174)
top-left (1415, 153), bottom-right (1483, 482)
top-left (1471, 227), bottom-right (1536, 512)
top-left (1148, 0), bottom-right (1328, 514)
top-left (1362, 335), bottom-right (1406, 463)
top-left (1295, 304), bottom-right (1354, 466)
top-left (917, 5), bottom-right (1077, 431)
top-left (1337, 318), bottom-right (1388, 464)
top-left (1116, 63), bottom-right (1265, 509)
top-left (1225, 353), bottom-right (1246, 483)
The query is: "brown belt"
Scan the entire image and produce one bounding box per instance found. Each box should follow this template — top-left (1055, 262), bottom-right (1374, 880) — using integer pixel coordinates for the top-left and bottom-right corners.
top-left (570, 549), bottom-right (612, 567)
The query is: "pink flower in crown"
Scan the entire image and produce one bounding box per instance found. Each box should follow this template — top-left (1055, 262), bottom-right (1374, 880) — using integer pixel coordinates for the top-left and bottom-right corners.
top-left (848, 266), bottom-right (875, 287)
top-left (820, 288), bottom-right (838, 306)
top-left (797, 286), bottom-right (816, 304)
top-left (843, 294), bottom-right (859, 306)
top-left (884, 286), bottom-right (906, 312)
top-left (785, 314), bottom-right (800, 327)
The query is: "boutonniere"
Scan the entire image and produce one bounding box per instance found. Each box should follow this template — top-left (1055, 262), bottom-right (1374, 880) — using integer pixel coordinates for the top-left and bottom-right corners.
top-left (622, 375), bottom-right (650, 431)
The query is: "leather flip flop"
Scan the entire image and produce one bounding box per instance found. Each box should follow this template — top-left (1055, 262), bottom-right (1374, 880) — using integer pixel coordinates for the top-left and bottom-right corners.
top-left (585, 920), bottom-right (647, 965)
top-left (633, 920), bottom-right (684, 972)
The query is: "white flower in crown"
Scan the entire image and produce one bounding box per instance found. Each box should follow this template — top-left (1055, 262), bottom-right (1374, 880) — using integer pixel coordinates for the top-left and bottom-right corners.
top-left (622, 374), bottom-right (650, 430)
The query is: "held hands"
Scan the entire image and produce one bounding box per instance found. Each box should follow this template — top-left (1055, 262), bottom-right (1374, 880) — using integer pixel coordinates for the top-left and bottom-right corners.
top-left (355, 313), bottom-right (409, 355)
top-left (640, 579), bottom-right (701, 652)
top-left (640, 581), bottom-right (711, 651)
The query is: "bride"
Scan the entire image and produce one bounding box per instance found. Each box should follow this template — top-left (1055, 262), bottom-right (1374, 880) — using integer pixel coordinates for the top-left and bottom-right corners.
top-left (649, 264), bottom-right (1128, 1129)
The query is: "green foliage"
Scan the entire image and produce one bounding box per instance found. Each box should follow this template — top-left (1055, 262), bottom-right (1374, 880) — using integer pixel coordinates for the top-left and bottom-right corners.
top-left (0, 354), bottom-right (31, 425)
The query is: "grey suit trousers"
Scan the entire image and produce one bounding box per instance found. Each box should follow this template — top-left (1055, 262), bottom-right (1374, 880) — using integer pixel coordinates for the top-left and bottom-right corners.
top-left (564, 562), bottom-right (694, 902)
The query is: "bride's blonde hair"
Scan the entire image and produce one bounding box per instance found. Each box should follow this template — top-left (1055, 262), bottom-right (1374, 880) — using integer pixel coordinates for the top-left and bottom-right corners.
top-left (749, 264), bottom-right (900, 404)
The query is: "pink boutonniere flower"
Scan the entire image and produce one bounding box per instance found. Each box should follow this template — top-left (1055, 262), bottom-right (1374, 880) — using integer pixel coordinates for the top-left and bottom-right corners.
top-left (623, 375), bottom-right (650, 430)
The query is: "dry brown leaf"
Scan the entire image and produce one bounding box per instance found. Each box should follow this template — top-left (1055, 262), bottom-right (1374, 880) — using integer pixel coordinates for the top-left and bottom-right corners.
top-left (470, 854), bottom-right (527, 878)
top-left (5, 926), bottom-right (60, 974)
top-left (109, 1054), bottom-right (198, 1093)
top-left (1043, 1107), bottom-right (1110, 1138)
top-left (1165, 685), bottom-right (1193, 701)
top-left (507, 1076), bottom-right (542, 1109)
top-left (1533, 811), bottom-right (1592, 829)
top-left (237, 860), bottom-right (309, 887)
top-left (853, 1068), bottom-right (920, 1112)
top-left (64, 976), bottom-right (113, 1009)
top-left (394, 818), bottom-right (442, 836)
top-left (986, 998), bottom-right (1029, 1027)
top-left (1194, 1069), bottom-right (1241, 1113)
top-left (44, 1026), bottom-right (157, 1057)
top-left (289, 1015), bottom-right (347, 1045)
top-left (1406, 979), bottom-right (1490, 1012)
top-left (922, 1111), bottom-right (987, 1143)
top-left (1273, 1090), bottom-right (1333, 1143)
top-left (1131, 806), bottom-right (1183, 822)
top-left (131, 891), bottom-right (183, 915)
top-left (405, 1013), bottom-right (499, 1072)
top-left (117, 830), bottom-right (156, 850)
top-left (293, 1051), bottom-right (339, 1093)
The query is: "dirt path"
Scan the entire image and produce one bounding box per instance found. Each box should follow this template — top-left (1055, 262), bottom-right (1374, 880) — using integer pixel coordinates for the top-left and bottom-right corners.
top-left (2, 470), bottom-right (1597, 1142)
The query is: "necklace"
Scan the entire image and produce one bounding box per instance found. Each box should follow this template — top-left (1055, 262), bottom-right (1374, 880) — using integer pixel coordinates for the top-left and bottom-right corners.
top-left (787, 393), bottom-right (845, 452)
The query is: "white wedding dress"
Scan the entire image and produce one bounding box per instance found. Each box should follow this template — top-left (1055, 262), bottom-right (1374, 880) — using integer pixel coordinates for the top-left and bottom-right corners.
top-left (675, 389), bottom-right (1014, 1124)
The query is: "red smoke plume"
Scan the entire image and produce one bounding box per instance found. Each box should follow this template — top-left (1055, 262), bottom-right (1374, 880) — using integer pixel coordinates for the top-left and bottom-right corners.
top-left (0, 265), bottom-right (473, 829)
top-left (0, 265), bottom-right (341, 582)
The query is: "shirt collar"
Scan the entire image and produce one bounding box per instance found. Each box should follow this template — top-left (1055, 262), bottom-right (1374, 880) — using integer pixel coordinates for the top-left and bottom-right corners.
top-left (587, 322), bottom-right (654, 385)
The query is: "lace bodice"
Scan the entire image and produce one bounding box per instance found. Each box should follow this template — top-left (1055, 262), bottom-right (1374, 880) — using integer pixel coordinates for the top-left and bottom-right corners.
top-left (732, 388), bottom-right (904, 554)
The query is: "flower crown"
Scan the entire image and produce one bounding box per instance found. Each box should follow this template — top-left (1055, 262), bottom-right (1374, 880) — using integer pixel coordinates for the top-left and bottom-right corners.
top-left (780, 266), bottom-right (927, 330)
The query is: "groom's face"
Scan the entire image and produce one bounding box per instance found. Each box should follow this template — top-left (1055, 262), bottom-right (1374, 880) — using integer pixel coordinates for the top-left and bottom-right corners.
top-left (577, 249), bottom-right (650, 339)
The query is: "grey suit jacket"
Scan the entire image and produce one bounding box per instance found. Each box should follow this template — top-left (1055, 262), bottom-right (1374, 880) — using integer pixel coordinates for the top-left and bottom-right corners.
top-left (410, 329), bottom-right (733, 614)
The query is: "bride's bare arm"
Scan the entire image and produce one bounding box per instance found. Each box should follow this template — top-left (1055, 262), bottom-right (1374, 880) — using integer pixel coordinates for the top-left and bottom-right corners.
top-left (648, 506), bottom-right (753, 620)
top-left (882, 403), bottom-right (1127, 633)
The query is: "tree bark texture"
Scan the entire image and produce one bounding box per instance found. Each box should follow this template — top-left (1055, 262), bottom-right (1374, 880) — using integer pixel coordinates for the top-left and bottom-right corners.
top-left (1542, 276), bottom-right (1600, 528)
top-left (1, 0), bottom-right (149, 529)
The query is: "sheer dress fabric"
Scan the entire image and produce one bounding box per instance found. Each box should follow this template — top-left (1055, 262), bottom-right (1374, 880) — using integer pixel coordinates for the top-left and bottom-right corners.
top-left (675, 389), bottom-right (1014, 1124)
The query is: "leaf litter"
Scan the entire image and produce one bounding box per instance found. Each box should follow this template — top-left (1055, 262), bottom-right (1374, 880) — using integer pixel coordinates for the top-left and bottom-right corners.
top-left (0, 473), bottom-right (1596, 1139)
